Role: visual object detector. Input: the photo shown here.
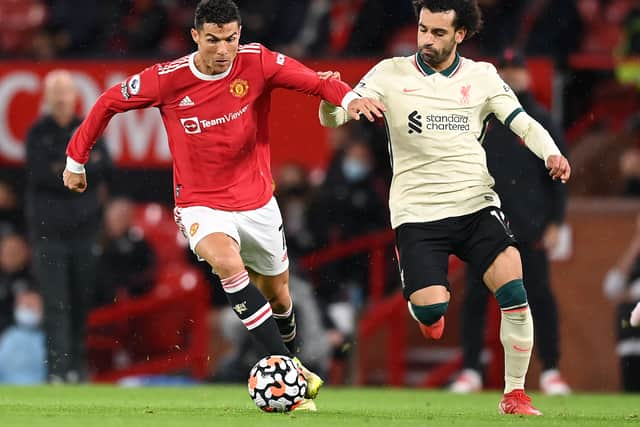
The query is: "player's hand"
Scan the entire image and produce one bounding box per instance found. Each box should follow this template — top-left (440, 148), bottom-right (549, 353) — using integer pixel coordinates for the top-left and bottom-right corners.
top-left (317, 71), bottom-right (341, 80)
top-left (546, 154), bottom-right (571, 183)
top-left (347, 97), bottom-right (386, 122)
top-left (63, 168), bottom-right (87, 193)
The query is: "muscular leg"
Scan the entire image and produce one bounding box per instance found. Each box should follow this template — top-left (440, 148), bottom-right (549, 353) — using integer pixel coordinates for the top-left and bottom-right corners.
top-left (195, 233), bottom-right (290, 356)
top-left (483, 246), bottom-right (533, 394)
top-left (248, 268), bottom-right (298, 353)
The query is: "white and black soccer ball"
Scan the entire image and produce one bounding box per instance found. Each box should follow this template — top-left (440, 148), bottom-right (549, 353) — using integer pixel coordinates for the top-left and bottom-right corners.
top-left (248, 355), bottom-right (307, 412)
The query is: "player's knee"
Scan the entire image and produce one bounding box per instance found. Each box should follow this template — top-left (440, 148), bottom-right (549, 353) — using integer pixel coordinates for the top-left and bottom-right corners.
top-left (408, 301), bottom-right (449, 326)
top-left (494, 279), bottom-right (528, 310)
top-left (207, 253), bottom-right (244, 278)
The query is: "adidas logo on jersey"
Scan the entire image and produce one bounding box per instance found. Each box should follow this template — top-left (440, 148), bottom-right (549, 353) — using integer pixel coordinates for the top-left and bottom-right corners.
top-left (179, 96), bottom-right (194, 107)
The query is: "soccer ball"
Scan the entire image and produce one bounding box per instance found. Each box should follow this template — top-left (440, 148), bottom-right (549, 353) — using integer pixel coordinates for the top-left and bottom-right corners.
top-left (248, 355), bottom-right (307, 412)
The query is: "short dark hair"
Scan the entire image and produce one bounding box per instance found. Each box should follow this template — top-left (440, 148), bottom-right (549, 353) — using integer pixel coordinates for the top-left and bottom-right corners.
top-left (412, 0), bottom-right (483, 40)
top-left (194, 0), bottom-right (242, 29)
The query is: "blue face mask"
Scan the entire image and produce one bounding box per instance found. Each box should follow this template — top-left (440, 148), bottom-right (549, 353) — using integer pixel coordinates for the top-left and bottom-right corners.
top-left (14, 307), bottom-right (41, 328)
top-left (342, 158), bottom-right (370, 182)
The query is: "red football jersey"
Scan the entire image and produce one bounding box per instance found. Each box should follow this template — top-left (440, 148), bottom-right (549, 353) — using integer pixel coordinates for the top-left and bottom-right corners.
top-left (66, 43), bottom-right (352, 210)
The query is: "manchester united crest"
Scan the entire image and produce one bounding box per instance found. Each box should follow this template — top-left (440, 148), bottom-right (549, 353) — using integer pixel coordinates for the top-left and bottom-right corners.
top-left (190, 223), bottom-right (200, 237)
top-left (230, 79), bottom-right (249, 98)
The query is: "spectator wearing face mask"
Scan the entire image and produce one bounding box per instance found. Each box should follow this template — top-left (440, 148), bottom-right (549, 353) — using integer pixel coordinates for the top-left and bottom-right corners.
top-left (0, 290), bottom-right (46, 384)
top-left (307, 136), bottom-right (388, 336)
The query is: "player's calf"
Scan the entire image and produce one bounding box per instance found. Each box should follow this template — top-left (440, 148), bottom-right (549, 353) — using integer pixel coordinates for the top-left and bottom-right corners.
top-left (495, 279), bottom-right (534, 394)
top-left (221, 270), bottom-right (291, 356)
top-left (273, 299), bottom-right (299, 354)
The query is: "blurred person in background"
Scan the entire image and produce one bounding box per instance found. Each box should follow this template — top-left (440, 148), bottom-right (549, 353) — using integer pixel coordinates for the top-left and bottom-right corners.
top-left (450, 50), bottom-right (571, 396)
top-left (616, 5), bottom-right (640, 89)
top-left (307, 137), bottom-right (388, 319)
top-left (619, 116), bottom-right (640, 197)
top-left (106, 0), bottom-right (168, 56)
top-left (0, 290), bottom-right (46, 385)
top-left (0, 0), bottom-right (47, 57)
top-left (274, 162), bottom-right (315, 260)
top-left (45, 0), bottom-right (103, 56)
top-left (318, 0), bottom-right (571, 414)
top-left (95, 198), bottom-right (156, 306)
top-left (62, 0), bottom-right (383, 408)
top-left (25, 69), bottom-right (112, 383)
top-left (506, 0), bottom-right (583, 69)
top-left (0, 180), bottom-right (24, 236)
top-left (0, 233), bottom-right (34, 335)
top-left (603, 212), bottom-right (640, 392)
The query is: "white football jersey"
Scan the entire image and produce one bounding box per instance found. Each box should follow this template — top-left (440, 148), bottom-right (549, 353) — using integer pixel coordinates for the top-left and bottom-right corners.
top-left (321, 52), bottom-right (560, 228)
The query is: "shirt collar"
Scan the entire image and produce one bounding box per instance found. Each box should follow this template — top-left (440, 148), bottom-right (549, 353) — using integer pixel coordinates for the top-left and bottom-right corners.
top-left (415, 51), bottom-right (461, 77)
top-left (189, 52), bottom-right (234, 81)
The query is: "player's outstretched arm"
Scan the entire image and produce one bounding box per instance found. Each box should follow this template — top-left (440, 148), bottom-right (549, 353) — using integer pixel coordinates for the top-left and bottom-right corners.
top-left (316, 70), bottom-right (385, 126)
top-left (318, 96), bottom-right (386, 125)
top-left (64, 67), bottom-right (160, 193)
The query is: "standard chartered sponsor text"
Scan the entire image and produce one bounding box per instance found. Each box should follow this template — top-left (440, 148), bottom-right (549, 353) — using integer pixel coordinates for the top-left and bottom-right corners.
top-left (425, 113), bottom-right (470, 131)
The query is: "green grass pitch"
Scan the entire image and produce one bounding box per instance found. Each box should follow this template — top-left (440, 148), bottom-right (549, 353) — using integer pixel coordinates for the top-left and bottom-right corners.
top-left (0, 386), bottom-right (638, 427)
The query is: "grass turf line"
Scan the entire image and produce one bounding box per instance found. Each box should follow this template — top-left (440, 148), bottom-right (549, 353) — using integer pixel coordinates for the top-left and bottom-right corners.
top-left (0, 386), bottom-right (638, 427)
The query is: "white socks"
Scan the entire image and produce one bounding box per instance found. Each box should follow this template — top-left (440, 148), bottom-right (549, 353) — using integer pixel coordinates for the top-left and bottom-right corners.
top-left (500, 306), bottom-right (534, 393)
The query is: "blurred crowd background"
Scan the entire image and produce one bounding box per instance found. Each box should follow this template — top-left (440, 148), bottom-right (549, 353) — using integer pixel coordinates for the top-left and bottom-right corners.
top-left (0, 0), bottom-right (640, 392)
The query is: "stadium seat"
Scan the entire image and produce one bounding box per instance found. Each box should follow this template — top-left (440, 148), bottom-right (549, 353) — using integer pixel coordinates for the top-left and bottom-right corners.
top-left (87, 203), bottom-right (210, 382)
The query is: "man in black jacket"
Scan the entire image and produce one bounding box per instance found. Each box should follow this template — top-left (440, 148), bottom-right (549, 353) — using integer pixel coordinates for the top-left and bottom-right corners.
top-left (450, 50), bottom-right (571, 395)
top-left (25, 70), bottom-right (111, 382)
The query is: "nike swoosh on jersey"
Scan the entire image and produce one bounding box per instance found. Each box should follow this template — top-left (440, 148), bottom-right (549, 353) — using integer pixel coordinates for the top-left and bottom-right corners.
top-left (402, 88), bottom-right (420, 93)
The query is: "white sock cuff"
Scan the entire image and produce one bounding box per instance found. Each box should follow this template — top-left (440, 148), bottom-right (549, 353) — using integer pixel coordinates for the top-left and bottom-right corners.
top-left (221, 270), bottom-right (249, 294)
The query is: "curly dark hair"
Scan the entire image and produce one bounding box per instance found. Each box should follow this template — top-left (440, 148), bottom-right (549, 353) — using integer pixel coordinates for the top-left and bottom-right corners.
top-left (194, 0), bottom-right (242, 29)
top-left (412, 0), bottom-right (483, 40)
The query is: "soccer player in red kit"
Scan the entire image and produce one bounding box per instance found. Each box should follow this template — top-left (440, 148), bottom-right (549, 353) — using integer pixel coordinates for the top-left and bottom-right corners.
top-left (63, 0), bottom-right (384, 409)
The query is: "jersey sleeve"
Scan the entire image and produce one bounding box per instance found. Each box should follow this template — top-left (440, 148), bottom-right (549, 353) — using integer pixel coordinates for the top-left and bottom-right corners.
top-left (260, 44), bottom-right (353, 108)
top-left (318, 61), bottom-right (386, 128)
top-left (484, 64), bottom-right (560, 162)
top-left (66, 65), bottom-right (162, 164)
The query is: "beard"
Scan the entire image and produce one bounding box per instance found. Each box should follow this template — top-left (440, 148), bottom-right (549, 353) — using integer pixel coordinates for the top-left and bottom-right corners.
top-left (419, 39), bottom-right (456, 69)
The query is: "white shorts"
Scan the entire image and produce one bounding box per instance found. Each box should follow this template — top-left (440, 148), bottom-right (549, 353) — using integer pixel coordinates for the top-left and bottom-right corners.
top-left (174, 197), bottom-right (289, 276)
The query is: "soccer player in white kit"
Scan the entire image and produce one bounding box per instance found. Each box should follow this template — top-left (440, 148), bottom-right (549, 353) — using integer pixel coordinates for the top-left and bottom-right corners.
top-left (318, 0), bottom-right (570, 415)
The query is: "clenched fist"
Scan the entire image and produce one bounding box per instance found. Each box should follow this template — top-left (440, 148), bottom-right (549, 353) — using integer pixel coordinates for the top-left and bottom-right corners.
top-left (63, 169), bottom-right (87, 193)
